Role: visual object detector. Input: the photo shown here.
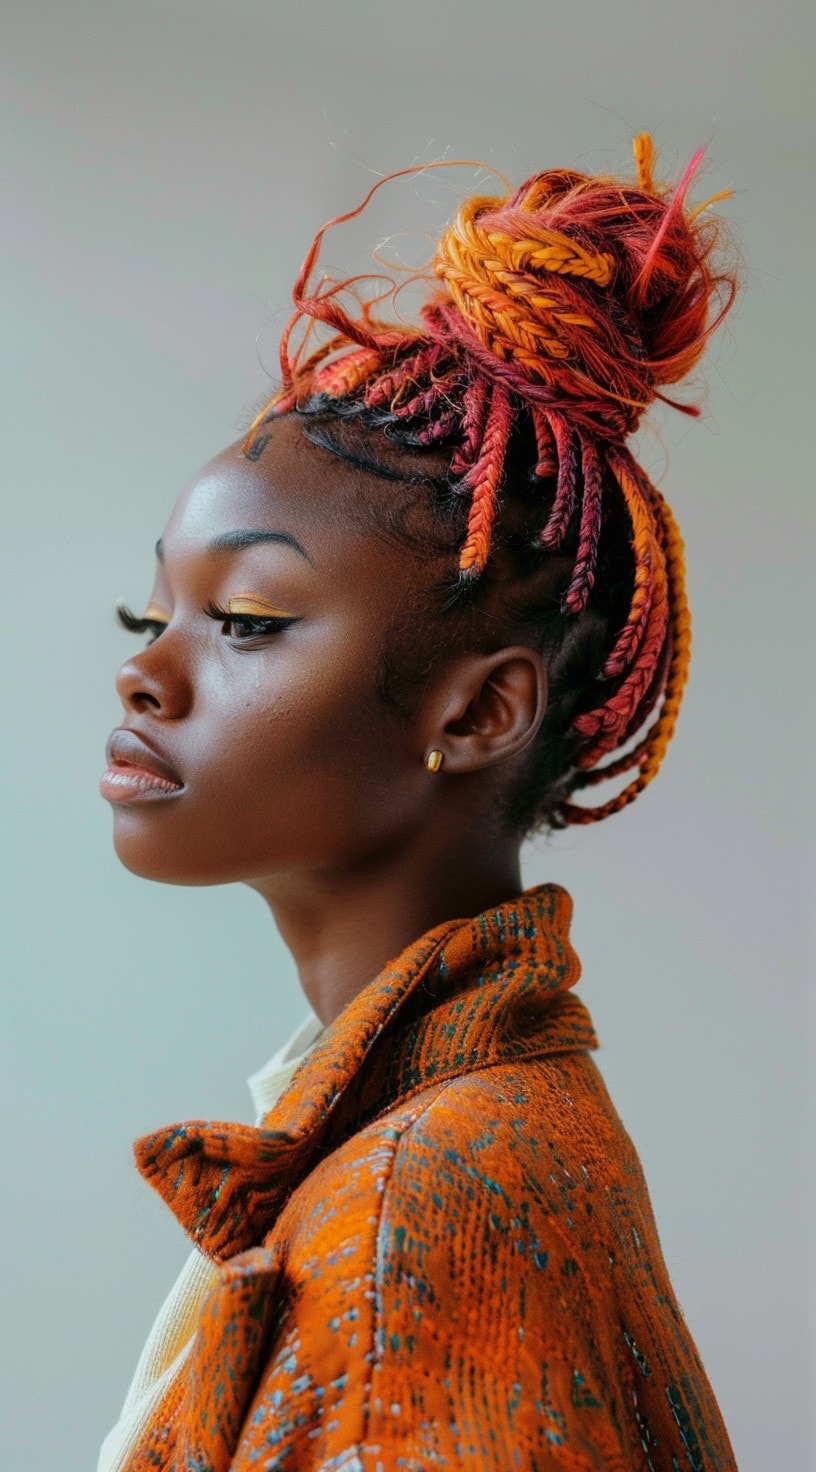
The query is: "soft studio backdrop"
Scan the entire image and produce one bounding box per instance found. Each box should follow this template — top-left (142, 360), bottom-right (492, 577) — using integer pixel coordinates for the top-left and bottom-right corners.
top-left (1, 2), bottom-right (813, 1467)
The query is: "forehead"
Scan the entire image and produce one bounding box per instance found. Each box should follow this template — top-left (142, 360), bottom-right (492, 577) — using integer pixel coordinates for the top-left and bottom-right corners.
top-left (165, 412), bottom-right (370, 551)
top-left (155, 413), bottom-right (461, 634)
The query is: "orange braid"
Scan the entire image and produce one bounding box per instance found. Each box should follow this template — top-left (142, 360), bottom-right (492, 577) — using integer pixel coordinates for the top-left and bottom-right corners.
top-left (458, 383), bottom-right (513, 578)
top-left (313, 347), bottom-right (384, 401)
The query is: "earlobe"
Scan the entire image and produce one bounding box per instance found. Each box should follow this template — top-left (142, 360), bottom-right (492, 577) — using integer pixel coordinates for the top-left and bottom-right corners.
top-left (425, 646), bottom-right (548, 775)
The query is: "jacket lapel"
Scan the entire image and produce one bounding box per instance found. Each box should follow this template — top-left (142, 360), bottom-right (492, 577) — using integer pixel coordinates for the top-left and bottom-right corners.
top-left (133, 882), bottom-right (596, 1262)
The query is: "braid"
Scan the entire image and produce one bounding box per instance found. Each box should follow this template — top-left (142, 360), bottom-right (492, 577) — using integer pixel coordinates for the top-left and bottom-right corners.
top-left (562, 436), bottom-right (604, 614)
top-left (458, 384), bottom-right (514, 578)
top-left (451, 377), bottom-right (490, 477)
top-left (560, 456), bottom-right (691, 825)
top-left (531, 406), bottom-right (558, 478)
top-left (243, 134), bottom-right (738, 827)
top-left (539, 414), bottom-right (579, 551)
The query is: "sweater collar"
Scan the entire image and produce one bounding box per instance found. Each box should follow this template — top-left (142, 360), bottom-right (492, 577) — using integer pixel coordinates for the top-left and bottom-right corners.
top-left (134, 882), bottom-right (597, 1261)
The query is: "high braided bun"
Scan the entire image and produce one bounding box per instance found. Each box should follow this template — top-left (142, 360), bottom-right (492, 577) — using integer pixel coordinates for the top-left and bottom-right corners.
top-left (244, 135), bottom-right (739, 826)
top-left (432, 134), bottom-right (730, 442)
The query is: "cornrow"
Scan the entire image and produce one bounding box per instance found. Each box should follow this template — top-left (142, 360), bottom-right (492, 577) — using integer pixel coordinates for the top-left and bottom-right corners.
top-left (243, 134), bottom-right (738, 826)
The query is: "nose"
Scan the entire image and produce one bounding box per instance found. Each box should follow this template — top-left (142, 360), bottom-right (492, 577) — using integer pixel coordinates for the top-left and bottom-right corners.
top-left (115, 641), bottom-right (193, 720)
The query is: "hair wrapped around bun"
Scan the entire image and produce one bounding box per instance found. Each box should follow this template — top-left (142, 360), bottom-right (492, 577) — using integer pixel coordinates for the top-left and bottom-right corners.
top-left (244, 134), bottom-right (739, 827)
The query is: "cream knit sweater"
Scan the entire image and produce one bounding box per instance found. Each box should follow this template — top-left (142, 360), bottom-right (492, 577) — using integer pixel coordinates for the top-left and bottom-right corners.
top-left (97, 1009), bottom-right (324, 1472)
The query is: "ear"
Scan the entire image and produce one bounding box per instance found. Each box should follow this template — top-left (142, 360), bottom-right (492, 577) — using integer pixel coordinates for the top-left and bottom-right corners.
top-left (420, 646), bottom-right (548, 774)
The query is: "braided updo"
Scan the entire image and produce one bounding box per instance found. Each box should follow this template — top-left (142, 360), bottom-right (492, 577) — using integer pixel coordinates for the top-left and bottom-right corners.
top-left (244, 134), bottom-right (739, 829)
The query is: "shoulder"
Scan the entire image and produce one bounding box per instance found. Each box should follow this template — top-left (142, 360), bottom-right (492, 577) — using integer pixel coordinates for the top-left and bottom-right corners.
top-left (285, 1049), bottom-right (640, 1251)
top-left (240, 1069), bottom-right (609, 1469)
top-left (270, 1053), bottom-right (664, 1372)
top-left (371, 1049), bottom-right (642, 1222)
top-left (289, 1052), bottom-right (670, 1379)
top-left (233, 1061), bottom-right (736, 1472)
top-left (368, 1060), bottom-right (620, 1289)
top-left (277, 1051), bottom-right (639, 1335)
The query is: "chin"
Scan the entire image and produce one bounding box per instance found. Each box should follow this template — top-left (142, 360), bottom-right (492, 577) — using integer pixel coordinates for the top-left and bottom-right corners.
top-left (111, 826), bottom-right (227, 887)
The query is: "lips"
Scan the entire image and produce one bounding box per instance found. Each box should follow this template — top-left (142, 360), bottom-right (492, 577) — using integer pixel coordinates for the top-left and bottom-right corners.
top-left (105, 728), bottom-right (184, 788)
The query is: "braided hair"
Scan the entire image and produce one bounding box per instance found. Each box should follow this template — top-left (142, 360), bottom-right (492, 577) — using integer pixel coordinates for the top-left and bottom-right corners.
top-left (243, 134), bottom-right (739, 829)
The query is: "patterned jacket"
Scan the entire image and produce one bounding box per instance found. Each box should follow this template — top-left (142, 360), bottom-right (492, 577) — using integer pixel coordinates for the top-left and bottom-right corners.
top-left (129, 883), bottom-right (737, 1470)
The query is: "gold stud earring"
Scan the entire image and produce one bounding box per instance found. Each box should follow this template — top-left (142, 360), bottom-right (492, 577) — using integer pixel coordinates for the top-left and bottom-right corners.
top-left (426, 749), bottom-right (444, 773)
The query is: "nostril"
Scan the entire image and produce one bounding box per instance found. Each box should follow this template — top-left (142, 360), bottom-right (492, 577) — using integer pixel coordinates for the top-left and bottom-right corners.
top-left (115, 652), bottom-right (191, 720)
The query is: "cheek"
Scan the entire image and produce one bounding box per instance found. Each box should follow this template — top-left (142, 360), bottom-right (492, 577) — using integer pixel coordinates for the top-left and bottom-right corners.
top-left (119, 644), bottom-right (419, 882)
top-left (214, 663), bottom-right (408, 836)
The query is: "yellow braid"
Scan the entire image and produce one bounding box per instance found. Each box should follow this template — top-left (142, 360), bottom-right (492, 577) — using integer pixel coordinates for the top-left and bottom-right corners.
top-left (434, 195), bottom-right (613, 381)
top-left (633, 132), bottom-right (656, 191)
top-left (436, 196), bottom-right (615, 288)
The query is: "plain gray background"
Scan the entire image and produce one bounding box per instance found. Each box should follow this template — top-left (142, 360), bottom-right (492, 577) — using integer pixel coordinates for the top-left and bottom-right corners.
top-left (1, 2), bottom-right (813, 1468)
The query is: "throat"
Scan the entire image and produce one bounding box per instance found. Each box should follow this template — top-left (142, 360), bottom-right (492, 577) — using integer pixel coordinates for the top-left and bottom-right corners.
top-left (251, 841), bottom-right (524, 1029)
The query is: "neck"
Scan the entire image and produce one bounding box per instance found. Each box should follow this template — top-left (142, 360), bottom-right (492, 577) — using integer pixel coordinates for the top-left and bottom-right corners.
top-left (248, 829), bottom-right (524, 1028)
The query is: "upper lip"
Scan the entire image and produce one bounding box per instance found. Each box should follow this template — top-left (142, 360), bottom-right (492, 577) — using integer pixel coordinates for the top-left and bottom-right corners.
top-left (106, 728), bottom-right (184, 787)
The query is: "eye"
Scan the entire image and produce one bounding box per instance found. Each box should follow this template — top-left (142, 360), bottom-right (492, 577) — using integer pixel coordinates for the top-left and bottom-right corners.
top-left (203, 600), bottom-right (300, 640)
top-left (116, 600), bottom-right (168, 646)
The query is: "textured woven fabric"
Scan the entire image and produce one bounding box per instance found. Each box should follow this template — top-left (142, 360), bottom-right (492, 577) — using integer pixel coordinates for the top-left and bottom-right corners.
top-left (124, 883), bottom-right (737, 1470)
top-left (97, 1011), bottom-right (324, 1472)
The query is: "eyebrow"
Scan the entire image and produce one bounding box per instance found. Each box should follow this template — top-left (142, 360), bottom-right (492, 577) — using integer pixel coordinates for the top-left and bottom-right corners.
top-left (154, 529), bottom-right (314, 568)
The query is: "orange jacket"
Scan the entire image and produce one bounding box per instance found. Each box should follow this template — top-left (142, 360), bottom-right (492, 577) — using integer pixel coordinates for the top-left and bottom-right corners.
top-left (129, 883), bottom-right (737, 1470)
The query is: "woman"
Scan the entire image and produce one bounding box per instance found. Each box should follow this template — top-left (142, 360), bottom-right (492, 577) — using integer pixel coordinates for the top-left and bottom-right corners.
top-left (98, 134), bottom-right (739, 1470)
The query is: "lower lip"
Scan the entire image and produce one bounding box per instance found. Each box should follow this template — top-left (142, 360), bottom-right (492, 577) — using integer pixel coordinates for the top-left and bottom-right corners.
top-left (99, 764), bottom-right (184, 802)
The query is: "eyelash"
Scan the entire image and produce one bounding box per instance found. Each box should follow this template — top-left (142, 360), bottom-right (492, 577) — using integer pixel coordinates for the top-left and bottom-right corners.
top-left (203, 600), bottom-right (298, 640)
top-left (116, 602), bottom-right (166, 644)
top-left (115, 600), bottom-right (298, 645)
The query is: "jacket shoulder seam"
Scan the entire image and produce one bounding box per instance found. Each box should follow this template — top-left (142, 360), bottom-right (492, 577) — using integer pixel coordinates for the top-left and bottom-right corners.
top-left (364, 1044), bottom-right (590, 1131)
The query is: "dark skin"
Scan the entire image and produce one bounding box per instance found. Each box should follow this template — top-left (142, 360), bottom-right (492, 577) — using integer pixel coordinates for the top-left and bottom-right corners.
top-left (104, 412), bottom-right (550, 1027)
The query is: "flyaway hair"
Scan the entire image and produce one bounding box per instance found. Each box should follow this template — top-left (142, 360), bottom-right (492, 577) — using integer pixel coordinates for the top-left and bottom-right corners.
top-left (244, 135), bottom-right (738, 826)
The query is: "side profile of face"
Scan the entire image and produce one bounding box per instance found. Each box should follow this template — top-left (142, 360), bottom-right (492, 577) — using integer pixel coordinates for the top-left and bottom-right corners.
top-left (103, 415), bottom-right (431, 885)
top-left (102, 412), bottom-right (549, 891)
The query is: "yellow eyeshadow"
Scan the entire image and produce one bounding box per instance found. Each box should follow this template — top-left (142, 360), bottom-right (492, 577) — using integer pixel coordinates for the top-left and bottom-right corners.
top-left (227, 594), bottom-right (296, 617)
top-left (143, 603), bottom-right (169, 622)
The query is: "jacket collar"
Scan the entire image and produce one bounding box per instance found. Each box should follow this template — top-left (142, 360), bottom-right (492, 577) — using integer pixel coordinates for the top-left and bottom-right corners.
top-left (134, 882), bottom-right (597, 1261)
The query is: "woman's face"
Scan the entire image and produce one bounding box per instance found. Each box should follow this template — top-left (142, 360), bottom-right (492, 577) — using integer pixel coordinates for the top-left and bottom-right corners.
top-left (102, 413), bottom-right (445, 887)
